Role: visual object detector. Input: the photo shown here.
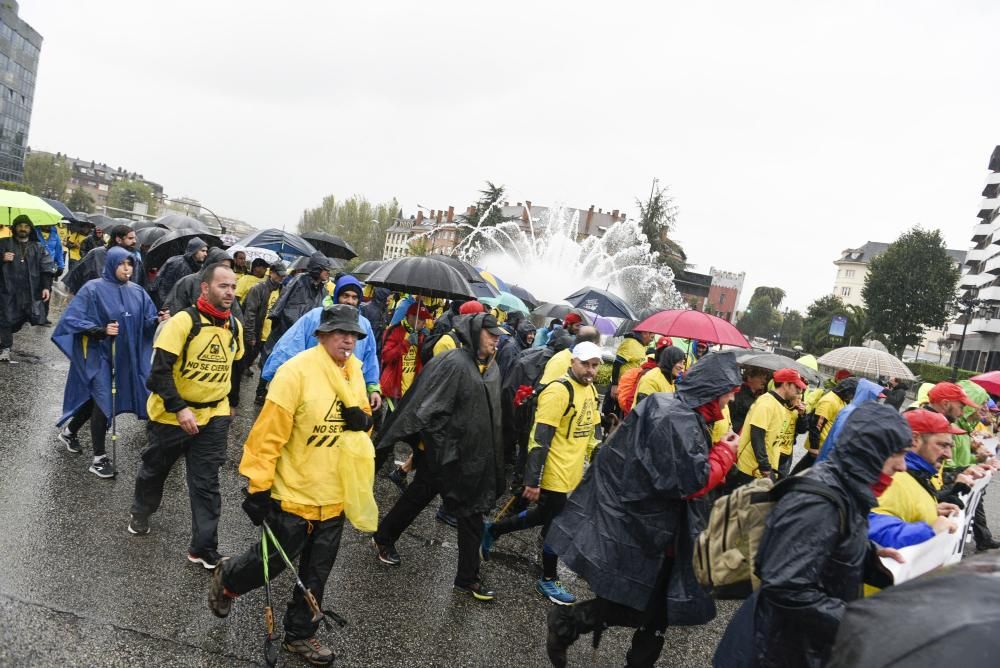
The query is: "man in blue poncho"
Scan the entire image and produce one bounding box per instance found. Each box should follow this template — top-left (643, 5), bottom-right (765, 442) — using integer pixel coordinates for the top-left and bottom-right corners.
top-left (262, 274), bottom-right (381, 410)
top-left (52, 246), bottom-right (164, 477)
top-left (816, 378), bottom-right (885, 462)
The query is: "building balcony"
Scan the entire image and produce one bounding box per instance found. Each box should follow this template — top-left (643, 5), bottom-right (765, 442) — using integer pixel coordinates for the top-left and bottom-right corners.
top-left (987, 172), bottom-right (1000, 185)
top-left (965, 246), bottom-right (996, 264)
top-left (978, 286), bottom-right (1000, 302)
top-left (979, 197), bottom-right (1000, 218)
top-left (950, 318), bottom-right (1000, 336)
top-left (960, 272), bottom-right (994, 289)
top-left (986, 253), bottom-right (1000, 275)
top-left (972, 221), bottom-right (998, 242)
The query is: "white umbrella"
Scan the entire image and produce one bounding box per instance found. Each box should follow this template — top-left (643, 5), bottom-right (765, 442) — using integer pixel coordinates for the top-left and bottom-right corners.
top-left (816, 346), bottom-right (916, 381)
top-left (227, 245), bottom-right (280, 265)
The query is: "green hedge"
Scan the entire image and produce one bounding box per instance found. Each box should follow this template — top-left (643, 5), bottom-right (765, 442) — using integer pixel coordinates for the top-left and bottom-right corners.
top-left (904, 361), bottom-right (977, 384)
top-left (596, 362), bottom-right (612, 387)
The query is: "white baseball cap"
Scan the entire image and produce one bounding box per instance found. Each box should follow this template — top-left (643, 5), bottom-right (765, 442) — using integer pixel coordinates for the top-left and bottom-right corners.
top-left (572, 341), bottom-right (603, 362)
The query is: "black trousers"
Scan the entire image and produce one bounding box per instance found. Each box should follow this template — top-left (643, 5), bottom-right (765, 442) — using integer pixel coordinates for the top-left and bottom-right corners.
top-left (492, 489), bottom-right (566, 579)
top-left (222, 510), bottom-right (344, 641)
top-left (0, 325), bottom-right (12, 349)
top-left (67, 399), bottom-right (108, 456)
top-left (131, 416), bottom-right (230, 553)
top-left (374, 464), bottom-right (483, 587)
top-left (790, 451), bottom-right (817, 476)
top-left (974, 489), bottom-right (995, 547)
top-left (777, 452), bottom-right (792, 478)
top-left (551, 556), bottom-right (674, 667)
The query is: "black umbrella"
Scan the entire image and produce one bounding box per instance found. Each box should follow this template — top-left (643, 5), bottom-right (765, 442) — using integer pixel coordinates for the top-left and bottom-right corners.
top-left (300, 231), bottom-right (357, 260)
top-left (508, 284), bottom-right (539, 310)
top-left (131, 220), bottom-right (170, 231)
top-left (829, 552), bottom-right (1000, 667)
top-left (135, 226), bottom-right (169, 247)
top-left (614, 307), bottom-right (664, 336)
top-left (365, 256), bottom-right (475, 300)
top-left (565, 286), bottom-right (637, 320)
top-left (233, 228), bottom-right (317, 258)
top-left (425, 254), bottom-right (482, 283)
top-left (470, 280), bottom-right (501, 300)
top-left (532, 302), bottom-right (573, 320)
top-left (87, 213), bottom-right (114, 228)
top-left (351, 260), bottom-right (385, 279)
top-left (288, 256), bottom-right (311, 272)
top-left (734, 351), bottom-right (823, 385)
top-left (145, 229), bottom-right (222, 269)
top-left (155, 213), bottom-right (211, 233)
top-left (40, 197), bottom-right (88, 225)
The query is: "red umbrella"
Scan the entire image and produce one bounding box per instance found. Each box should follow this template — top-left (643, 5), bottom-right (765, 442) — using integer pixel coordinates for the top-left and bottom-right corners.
top-left (970, 371), bottom-right (1000, 396)
top-left (633, 310), bottom-right (751, 348)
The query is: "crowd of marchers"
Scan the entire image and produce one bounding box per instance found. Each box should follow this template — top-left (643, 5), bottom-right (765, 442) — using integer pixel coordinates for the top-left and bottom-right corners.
top-left (2, 215), bottom-right (999, 667)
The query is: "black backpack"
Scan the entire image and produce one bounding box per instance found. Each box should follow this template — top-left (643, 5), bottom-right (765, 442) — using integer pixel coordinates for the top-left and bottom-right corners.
top-left (419, 331), bottom-right (456, 365)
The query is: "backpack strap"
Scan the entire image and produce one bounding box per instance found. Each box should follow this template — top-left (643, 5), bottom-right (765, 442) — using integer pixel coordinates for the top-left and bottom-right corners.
top-left (772, 476), bottom-right (849, 536)
top-left (178, 306), bottom-right (240, 369)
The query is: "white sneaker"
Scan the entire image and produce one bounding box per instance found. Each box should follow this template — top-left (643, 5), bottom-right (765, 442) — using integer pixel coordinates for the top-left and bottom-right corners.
top-left (0, 349), bottom-right (10, 362)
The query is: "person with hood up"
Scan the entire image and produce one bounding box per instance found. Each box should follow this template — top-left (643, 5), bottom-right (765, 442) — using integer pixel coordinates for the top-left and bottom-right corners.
top-left (0, 215), bottom-right (55, 361)
top-left (53, 247), bottom-right (165, 477)
top-left (35, 223), bottom-right (64, 279)
top-left (150, 237), bottom-right (208, 308)
top-left (633, 345), bottom-right (687, 405)
top-left (616, 336), bottom-right (671, 416)
top-left (64, 223), bottom-right (91, 273)
top-left (533, 317), bottom-right (563, 348)
top-left (714, 402), bottom-right (910, 668)
top-left (163, 247), bottom-right (239, 316)
top-left (544, 351), bottom-right (743, 667)
top-left (262, 275), bottom-right (380, 410)
top-left (63, 225), bottom-right (146, 295)
top-left (791, 376), bottom-right (858, 474)
top-left (378, 302), bottom-right (431, 404)
top-left (371, 312), bottom-right (505, 602)
top-left (816, 378), bottom-right (886, 462)
top-left (430, 297), bottom-right (467, 336)
top-left (266, 251), bottom-right (333, 348)
top-left (360, 286), bottom-right (390, 354)
top-left (602, 327), bottom-right (654, 418)
top-left (496, 318), bottom-right (536, 379)
top-left (207, 304), bottom-right (376, 666)
top-left (883, 377), bottom-right (909, 412)
top-left (732, 368), bottom-right (808, 484)
top-left (425, 300), bottom-right (487, 359)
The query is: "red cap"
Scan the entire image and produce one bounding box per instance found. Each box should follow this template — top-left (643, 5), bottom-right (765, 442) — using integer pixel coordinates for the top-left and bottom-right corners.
top-left (563, 312), bottom-right (583, 326)
top-left (834, 369), bottom-right (853, 382)
top-left (406, 303), bottom-right (432, 319)
top-left (927, 382), bottom-right (979, 408)
top-left (459, 300), bottom-right (486, 315)
top-left (904, 409), bottom-right (966, 435)
top-left (773, 368), bottom-right (807, 390)
top-left (654, 336), bottom-right (673, 349)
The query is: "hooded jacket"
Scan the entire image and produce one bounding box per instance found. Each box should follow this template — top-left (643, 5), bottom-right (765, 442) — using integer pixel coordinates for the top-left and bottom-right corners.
top-left (52, 246), bottom-right (159, 423)
top-left (721, 402), bottom-right (910, 668)
top-left (375, 313), bottom-right (504, 515)
top-left (808, 377), bottom-right (859, 451)
top-left (36, 226), bottom-right (64, 272)
top-left (266, 253), bottom-right (331, 348)
top-left (0, 220), bottom-right (55, 330)
top-left (634, 345), bottom-right (686, 404)
top-left (243, 272), bottom-right (283, 343)
top-left (945, 380), bottom-right (988, 470)
top-left (361, 286), bottom-right (391, 349)
top-left (548, 352), bottom-right (743, 622)
top-left (868, 451), bottom-right (941, 549)
top-left (817, 378), bottom-right (885, 461)
top-left (163, 247), bottom-right (233, 316)
top-left (496, 319), bottom-right (536, 379)
top-left (151, 237), bottom-right (207, 308)
top-left (63, 243), bottom-right (146, 294)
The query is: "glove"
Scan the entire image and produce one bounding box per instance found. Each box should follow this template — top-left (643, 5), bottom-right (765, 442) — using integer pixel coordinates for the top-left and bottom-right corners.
top-left (242, 490), bottom-right (274, 526)
top-left (407, 331), bottom-right (419, 345)
top-left (342, 405), bottom-right (373, 432)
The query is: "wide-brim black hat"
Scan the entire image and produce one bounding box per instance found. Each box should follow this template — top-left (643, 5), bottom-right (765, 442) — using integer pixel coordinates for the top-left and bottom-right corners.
top-left (315, 303), bottom-right (367, 338)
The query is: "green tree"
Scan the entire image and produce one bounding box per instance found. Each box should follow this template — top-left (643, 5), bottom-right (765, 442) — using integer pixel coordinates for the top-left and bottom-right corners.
top-left (408, 236), bottom-right (431, 257)
top-left (460, 181), bottom-right (517, 236)
top-left (108, 179), bottom-right (157, 216)
top-left (782, 309), bottom-right (804, 345)
top-left (66, 187), bottom-right (95, 213)
top-left (0, 180), bottom-right (32, 193)
top-left (862, 227), bottom-right (960, 357)
top-left (299, 194), bottom-right (400, 262)
top-left (801, 295), bottom-right (869, 354)
top-left (751, 286), bottom-right (786, 309)
top-left (737, 294), bottom-right (782, 339)
top-left (637, 178), bottom-right (685, 274)
top-left (23, 152), bottom-right (70, 199)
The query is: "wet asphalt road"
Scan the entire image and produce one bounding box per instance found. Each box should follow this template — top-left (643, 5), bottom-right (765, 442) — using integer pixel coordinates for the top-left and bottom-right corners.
top-left (0, 308), bottom-right (998, 667)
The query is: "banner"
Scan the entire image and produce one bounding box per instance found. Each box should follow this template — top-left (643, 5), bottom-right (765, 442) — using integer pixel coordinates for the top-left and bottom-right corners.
top-left (829, 315), bottom-right (847, 338)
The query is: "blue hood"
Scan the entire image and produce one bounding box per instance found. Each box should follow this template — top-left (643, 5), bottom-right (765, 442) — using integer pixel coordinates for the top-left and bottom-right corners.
top-left (334, 274), bottom-right (364, 302)
top-left (851, 379), bottom-right (884, 406)
top-left (817, 378), bottom-right (888, 462)
top-left (102, 246), bottom-right (133, 283)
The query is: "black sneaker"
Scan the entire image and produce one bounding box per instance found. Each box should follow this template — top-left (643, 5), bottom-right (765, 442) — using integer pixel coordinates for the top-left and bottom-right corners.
top-left (59, 430), bottom-right (82, 454)
top-left (207, 565), bottom-right (233, 618)
top-left (372, 537), bottom-right (401, 565)
top-left (388, 466), bottom-right (409, 493)
top-left (435, 508), bottom-right (458, 528)
top-left (453, 581), bottom-right (496, 602)
top-left (188, 549), bottom-right (226, 570)
top-left (88, 456), bottom-right (115, 479)
top-left (127, 513), bottom-right (150, 535)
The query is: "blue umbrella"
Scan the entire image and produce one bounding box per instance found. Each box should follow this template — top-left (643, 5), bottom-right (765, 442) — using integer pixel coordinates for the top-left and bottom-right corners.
top-left (565, 286), bottom-right (637, 320)
top-left (233, 228), bottom-right (318, 260)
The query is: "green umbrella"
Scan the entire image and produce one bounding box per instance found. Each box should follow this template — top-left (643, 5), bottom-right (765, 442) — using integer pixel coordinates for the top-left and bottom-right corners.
top-left (0, 190), bottom-right (63, 227)
top-left (482, 291), bottom-right (530, 314)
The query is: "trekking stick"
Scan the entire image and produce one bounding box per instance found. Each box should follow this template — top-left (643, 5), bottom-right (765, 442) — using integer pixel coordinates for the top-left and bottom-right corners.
top-left (260, 520), bottom-right (348, 630)
top-left (261, 527), bottom-right (278, 667)
top-left (109, 329), bottom-right (118, 477)
top-left (493, 492), bottom-right (520, 523)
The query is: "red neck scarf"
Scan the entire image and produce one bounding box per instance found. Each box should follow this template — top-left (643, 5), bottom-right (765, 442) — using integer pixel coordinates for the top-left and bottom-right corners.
top-left (696, 400), bottom-right (724, 425)
top-left (196, 297), bottom-right (231, 322)
top-left (871, 472), bottom-right (893, 497)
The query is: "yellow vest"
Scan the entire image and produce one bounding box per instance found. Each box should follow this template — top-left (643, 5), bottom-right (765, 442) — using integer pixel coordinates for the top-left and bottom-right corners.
top-left (736, 392), bottom-right (795, 476)
top-left (635, 366), bottom-right (676, 399)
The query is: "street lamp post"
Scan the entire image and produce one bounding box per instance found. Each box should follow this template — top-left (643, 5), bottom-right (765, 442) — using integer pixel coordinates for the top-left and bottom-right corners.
top-left (951, 296), bottom-right (983, 382)
top-left (161, 197), bottom-right (227, 234)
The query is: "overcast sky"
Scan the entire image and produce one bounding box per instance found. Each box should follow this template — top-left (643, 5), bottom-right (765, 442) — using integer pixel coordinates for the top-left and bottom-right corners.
top-left (19, 0), bottom-right (999, 310)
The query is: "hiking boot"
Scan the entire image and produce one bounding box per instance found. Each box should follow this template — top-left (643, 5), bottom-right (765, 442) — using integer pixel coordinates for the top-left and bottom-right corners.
top-left (88, 456), bottom-right (115, 479)
top-left (188, 549), bottom-right (226, 570)
top-left (59, 429), bottom-right (82, 454)
top-left (282, 636), bottom-right (334, 666)
top-left (536, 578), bottom-right (576, 605)
top-left (207, 565), bottom-right (233, 618)
top-left (0, 348), bottom-right (10, 362)
top-left (546, 606), bottom-right (576, 667)
top-left (388, 466), bottom-right (408, 493)
top-left (977, 538), bottom-right (1000, 551)
top-left (372, 537), bottom-right (401, 565)
top-left (480, 520), bottom-right (495, 561)
top-left (454, 581), bottom-right (496, 602)
top-left (435, 508), bottom-right (458, 528)
top-left (127, 513), bottom-right (150, 536)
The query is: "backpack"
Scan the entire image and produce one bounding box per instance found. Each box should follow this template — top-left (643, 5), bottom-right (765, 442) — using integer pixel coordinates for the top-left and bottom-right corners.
top-left (419, 331), bottom-right (453, 365)
top-left (693, 475), bottom-right (847, 600)
top-left (516, 377), bottom-right (599, 437)
top-left (178, 306), bottom-right (242, 370)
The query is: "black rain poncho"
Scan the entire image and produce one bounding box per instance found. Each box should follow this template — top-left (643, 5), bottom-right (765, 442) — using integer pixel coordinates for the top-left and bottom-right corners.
top-left (0, 222), bottom-right (55, 332)
top-left (63, 245), bottom-right (147, 294)
top-left (547, 351), bottom-right (743, 624)
top-left (150, 237), bottom-right (206, 308)
top-left (496, 319), bottom-right (536, 379)
top-left (163, 247), bottom-right (234, 316)
top-left (375, 312), bottom-right (504, 516)
top-left (266, 253), bottom-right (330, 349)
top-left (714, 401), bottom-right (911, 668)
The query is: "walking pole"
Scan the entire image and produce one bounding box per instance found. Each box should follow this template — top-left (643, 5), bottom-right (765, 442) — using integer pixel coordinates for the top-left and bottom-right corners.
top-left (260, 520), bottom-right (348, 630)
top-left (109, 325), bottom-right (118, 478)
top-left (261, 527), bottom-right (278, 667)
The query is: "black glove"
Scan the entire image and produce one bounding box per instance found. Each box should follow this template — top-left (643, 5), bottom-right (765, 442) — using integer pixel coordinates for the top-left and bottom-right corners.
top-left (342, 406), bottom-right (373, 432)
top-left (242, 489), bottom-right (273, 526)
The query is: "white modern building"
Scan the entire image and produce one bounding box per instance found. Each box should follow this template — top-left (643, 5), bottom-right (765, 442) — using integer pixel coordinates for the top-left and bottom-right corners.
top-left (832, 242), bottom-right (965, 308)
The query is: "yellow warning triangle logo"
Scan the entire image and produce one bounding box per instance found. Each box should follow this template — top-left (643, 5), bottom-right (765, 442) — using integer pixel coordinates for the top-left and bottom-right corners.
top-left (324, 401), bottom-right (343, 422)
top-left (197, 334), bottom-right (229, 363)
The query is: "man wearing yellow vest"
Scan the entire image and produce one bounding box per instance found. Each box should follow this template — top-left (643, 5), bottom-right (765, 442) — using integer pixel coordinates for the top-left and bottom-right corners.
top-left (733, 368), bottom-right (807, 485)
top-left (128, 263), bottom-right (243, 570)
top-left (540, 326), bottom-right (600, 385)
top-left (208, 304), bottom-right (375, 666)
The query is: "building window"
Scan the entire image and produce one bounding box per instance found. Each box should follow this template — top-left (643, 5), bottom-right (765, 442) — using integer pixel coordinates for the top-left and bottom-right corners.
top-left (718, 293), bottom-right (725, 305)
top-left (845, 269), bottom-right (856, 278)
top-left (841, 287), bottom-right (851, 297)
